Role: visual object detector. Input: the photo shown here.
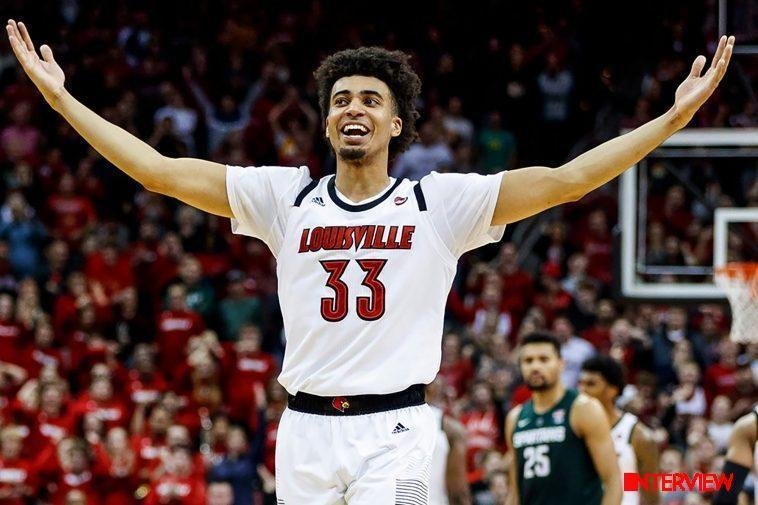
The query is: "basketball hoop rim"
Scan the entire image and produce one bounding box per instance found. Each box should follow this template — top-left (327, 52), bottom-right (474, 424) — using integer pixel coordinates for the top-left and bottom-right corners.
top-left (714, 262), bottom-right (758, 280)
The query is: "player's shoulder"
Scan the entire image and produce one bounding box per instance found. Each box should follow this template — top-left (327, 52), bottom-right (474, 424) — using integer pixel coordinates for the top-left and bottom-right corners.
top-left (505, 403), bottom-right (524, 434)
top-left (732, 409), bottom-right (758, 442)
top-left (419, 170), bottom-right (487, 185)
top-left (227, 164), bottom-right (312, 187)
top-left (630, 417), bottom-right (657, 448)
top-left (569, 393), bottom-right (607, 430)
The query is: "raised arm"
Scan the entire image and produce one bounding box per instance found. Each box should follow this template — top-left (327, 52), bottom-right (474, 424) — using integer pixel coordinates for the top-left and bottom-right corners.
top-left (6, 20), bottom-right (233, 218)
top-left (492, 35), bottom-right (735, 225)
top-left (571, 396), bottom-right (622, 505)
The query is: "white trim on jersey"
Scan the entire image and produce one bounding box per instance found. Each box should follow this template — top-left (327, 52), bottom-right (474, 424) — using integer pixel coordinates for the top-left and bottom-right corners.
top-left (612, 412), bottom-right (639, 505)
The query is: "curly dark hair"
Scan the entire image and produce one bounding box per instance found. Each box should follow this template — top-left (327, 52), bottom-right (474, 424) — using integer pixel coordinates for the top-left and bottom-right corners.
top-left (313, 47), bottom-right (421, 161)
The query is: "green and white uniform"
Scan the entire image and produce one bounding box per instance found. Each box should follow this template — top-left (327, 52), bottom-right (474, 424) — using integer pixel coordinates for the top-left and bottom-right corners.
top-left (512, 389), bottom-right (602, 505)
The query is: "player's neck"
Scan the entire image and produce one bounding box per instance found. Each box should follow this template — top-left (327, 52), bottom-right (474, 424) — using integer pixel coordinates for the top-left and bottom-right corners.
top-left (606, 405), bottom-right (622, 426)
top-left (334, 156), bottom-right (391, 203)
top-left (531, 383), bottom-right (566, 413)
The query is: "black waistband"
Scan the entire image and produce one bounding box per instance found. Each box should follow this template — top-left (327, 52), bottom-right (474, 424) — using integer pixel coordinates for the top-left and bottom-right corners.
top-left (287, 384), bottom-right (425, 416)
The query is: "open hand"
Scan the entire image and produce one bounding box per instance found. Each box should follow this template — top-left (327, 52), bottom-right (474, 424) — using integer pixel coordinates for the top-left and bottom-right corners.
top-left (673, 35), bottom-right (735, 126)
top-left (6, 19), bottom-right (66, 105)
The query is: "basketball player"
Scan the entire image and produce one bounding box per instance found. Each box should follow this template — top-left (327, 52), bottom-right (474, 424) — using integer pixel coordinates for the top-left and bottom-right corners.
top-left (579, 356), bottom-right (659, 505)
top-left (712, 406), bottom-right (757, 505)
top-left (6, 18), bottom-right (734, 504)
top-left (506, 332), bottom-right (622, 505)
top-left (426, 378), bottom-right (472, 505)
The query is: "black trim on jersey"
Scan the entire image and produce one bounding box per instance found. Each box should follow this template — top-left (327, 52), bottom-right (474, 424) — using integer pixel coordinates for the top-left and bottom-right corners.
top-left (413, 182), bottom-right (427, 211)
top-left (294, 179), bottom-right (320, 207)
top-left (327, 176), bottom-right (403, 212)
top-left (628, 420), bottom-right (639, 444)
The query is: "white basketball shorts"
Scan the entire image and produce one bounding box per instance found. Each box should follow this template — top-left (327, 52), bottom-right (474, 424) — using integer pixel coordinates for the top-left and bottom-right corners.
top-left (275, 403), bottom-right (437, 504)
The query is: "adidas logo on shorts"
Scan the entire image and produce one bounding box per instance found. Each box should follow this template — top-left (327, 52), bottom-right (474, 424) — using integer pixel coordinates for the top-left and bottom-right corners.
top-left (391, 423), bottom-right (410, 434)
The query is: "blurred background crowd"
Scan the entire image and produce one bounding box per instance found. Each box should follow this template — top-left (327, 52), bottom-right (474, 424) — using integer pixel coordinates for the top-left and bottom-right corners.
top-left (0, 0), bottom-right (756, 504)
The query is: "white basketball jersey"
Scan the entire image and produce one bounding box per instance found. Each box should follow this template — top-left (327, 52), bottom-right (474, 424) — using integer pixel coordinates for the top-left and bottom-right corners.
top-left (429, 405), bottom-right (450, 505)
top-left (226, 165), bottom-right (505, 396)
top-left (612, 412), bottom-right (639, 505)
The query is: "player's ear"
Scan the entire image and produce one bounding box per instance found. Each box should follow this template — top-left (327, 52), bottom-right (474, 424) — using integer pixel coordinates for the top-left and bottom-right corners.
top-left (325, 119), bottom-right (330, 138)
top-left (391, 117), bottom-right (402, 138)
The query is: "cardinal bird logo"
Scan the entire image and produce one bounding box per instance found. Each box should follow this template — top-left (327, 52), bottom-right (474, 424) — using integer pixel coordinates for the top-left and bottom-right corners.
top-left (332, 397), bottom-right (350, 412)
top-left (394, 196), bottom-right (408, 205)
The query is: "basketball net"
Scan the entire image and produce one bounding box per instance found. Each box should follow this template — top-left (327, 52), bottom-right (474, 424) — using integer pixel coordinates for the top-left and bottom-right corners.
top-left (715, 263), bottom-right (758, 344)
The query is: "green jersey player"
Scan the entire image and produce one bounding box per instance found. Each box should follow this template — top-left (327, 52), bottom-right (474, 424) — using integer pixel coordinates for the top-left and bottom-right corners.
top-left (505, 332), bottom-right (622, 505)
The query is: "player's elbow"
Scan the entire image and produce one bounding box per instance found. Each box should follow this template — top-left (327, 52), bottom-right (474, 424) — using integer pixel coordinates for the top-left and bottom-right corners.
top-left (142, 155), bottom-right (175, 195)
top-left (547, 166), bottom-right (587, 203)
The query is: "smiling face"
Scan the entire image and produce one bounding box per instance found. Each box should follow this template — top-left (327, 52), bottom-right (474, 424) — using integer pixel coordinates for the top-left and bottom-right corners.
top-left (325, 75), bottom-right (402, 164)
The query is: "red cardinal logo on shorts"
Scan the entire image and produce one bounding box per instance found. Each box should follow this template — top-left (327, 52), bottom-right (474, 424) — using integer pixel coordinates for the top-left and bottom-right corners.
top-left (332, 397), bottom-right (350, 412)
top-left (394, 196), bottom-right (408, 205)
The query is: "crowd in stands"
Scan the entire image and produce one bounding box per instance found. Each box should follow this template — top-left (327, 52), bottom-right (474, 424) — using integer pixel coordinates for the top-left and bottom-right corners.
top-left (0, 1), bottom-right (756, 503)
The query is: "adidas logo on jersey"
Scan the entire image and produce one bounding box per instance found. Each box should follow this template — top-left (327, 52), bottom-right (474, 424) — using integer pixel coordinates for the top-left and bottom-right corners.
top-left (311, 196), bottom-right (325, 206)
top-left (391, 423), bottom-right (409, 434)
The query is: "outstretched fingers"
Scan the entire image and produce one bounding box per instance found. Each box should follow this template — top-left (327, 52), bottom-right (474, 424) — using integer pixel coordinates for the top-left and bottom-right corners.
top-left (17, 22), bottom-right (36, 54)
top-left (40, 44), bottom-right (56, 64)
top-left (715, 38), bottom-right (734, 81)
top-left (6, 23), bottom-right (29, 65)
top-left (688, 55), bottom-right (706, 78)
top-left (710, 36), bottom-right (727, 69)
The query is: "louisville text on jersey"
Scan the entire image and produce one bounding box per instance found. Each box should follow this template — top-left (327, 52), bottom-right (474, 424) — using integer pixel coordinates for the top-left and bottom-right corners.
top-left (298, 225), bottom-right (416, 252)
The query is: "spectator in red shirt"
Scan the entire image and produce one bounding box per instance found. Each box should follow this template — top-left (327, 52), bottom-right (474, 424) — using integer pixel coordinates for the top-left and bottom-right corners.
top-left (18, 380), bottom-right (76, 456)
top-left (45, 173), bottom-right (97, 245)
top-left (93, 427), bottom-right (139, 505)
top-left (130, 402), bottom-right (172, 479)
top-left (533, 262), bottom-right (572, 327)
top-left (469, 284), bottom-right (513, 343)
top-left (459, 381), bottom-right (501, 474)
top-left (579, 209), bottom-right (613, 285)
top-left (84, 241), bottom-right (135, 303)
top-left (580, 299), bottom-right (616, 352)
top-left (43, 438), bottom-right (100, 505)
top-left (0, 102), bottom-right (40, 162)
top-left (127, 344), bottom-right (168, 407)
top-left (156, 284), bottom-right (206, 377)
top-left (14, 319), bottom-right (65, 379)
top-left (0, 362), bottom-right (27, 422)
top-left (0, 294), bottom-right (23, 361)
top-left (703, 338), bottom-right (738, 405)
top-left (225, 324), bottom-right (276, 421)
top-left (0, 425), bottom-right (35, 504)
top-left (53, 271), bottom-right (91, 336)
top-left (71, 377), bottom-right (129, 432)
top-left (146, 446), bottom-right (206, 505)
top-left (257, 379), bottom-right (287, 503)
top-left (438, 333), bottom-right (474, 398)
top-left (493, 243), bottom-right (534, 318)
